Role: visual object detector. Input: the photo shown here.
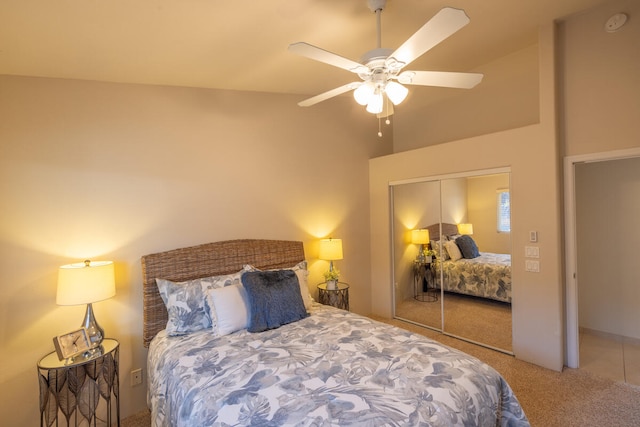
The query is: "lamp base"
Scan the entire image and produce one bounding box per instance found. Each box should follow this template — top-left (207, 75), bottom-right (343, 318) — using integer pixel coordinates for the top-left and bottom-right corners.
top-left (82, 302), bottom-right (105, 349)
top-left (416, 245), bottom-right (428, 263)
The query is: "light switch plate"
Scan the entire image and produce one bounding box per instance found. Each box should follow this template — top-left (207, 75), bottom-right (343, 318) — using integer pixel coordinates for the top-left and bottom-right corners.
top-left (525, 260), bottom-right (540, 272)
top-left (525, 246), bottom-right (540, 258)
top-left (529, 231), bottom-right (538, 243)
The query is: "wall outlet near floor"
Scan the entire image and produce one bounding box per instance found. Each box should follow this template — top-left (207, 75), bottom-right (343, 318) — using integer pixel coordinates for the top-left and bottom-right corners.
top-left (131, 368), bottom-right (143, 386)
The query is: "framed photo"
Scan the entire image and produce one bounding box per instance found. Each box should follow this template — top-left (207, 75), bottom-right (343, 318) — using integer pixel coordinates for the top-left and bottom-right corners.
top-left (53, 327), bottom-right (91, 361)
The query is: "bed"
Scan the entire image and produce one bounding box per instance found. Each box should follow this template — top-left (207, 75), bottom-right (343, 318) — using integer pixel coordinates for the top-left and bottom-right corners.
top-left (425, 224), bottom-right (512, 303)
top-left (142, 239), bottom-right (528, 426)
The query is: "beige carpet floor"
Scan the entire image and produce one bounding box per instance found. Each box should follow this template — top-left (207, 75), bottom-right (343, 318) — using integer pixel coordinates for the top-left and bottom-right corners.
top-left (123, 316), bottom-right (640, 427)
top-left (395, 292), bottom-right (513, 351)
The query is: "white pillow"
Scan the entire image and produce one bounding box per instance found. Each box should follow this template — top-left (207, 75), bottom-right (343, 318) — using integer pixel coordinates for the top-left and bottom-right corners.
top-left (444, 240), bottom-right (463, 261)
top-left (206, 284), bottom-right (249, 336)
top-left (290, 261), bottom-right (312, 309)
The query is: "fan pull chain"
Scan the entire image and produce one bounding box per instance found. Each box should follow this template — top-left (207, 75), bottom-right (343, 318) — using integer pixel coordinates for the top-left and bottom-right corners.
top-left (385, 96), bottom-right (391, 125)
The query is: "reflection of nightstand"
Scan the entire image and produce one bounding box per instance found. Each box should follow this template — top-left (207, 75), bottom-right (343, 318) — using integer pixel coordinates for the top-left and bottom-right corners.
top-left (317, 282), bottom-right (350, 310)
top-left (38, 338), bottom-right (120, 426)
top-left (413, 260), bottom-right (437, 302)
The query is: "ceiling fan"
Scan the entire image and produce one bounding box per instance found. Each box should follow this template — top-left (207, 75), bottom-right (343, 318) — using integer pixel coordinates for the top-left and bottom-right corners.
top-left (288, 0), bottom-right (483, 121)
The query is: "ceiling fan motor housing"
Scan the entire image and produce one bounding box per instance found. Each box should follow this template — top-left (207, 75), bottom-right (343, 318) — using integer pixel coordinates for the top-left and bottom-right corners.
top-left (367, 0), bottom-right (386, 13)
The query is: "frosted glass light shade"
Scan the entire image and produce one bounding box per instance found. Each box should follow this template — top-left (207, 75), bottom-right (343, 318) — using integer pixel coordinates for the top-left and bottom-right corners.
top-left (353, 83), bottom-right (374, 106)
top-left (457, 223), bottom-right (474, 235)
top-left (318, 238), bottom-right (343, 261)
top-left (385, 81), bottom-right (408, 105)
top-left (57, 260), bottom-right (116, 306)
top-left (411, 229), bottom-right (430, 245)
top-left (366, 91), bottom-right (383, 114)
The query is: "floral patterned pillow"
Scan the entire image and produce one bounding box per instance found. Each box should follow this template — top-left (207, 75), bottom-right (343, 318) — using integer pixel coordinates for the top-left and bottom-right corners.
top-left (430, 239), bottom-right (450, 261)
top-left (156, 267), bottom-right (249, 336)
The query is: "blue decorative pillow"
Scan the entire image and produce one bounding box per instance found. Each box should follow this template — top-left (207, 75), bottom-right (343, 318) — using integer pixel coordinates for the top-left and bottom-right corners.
top-left (241, 270), bottom-right (309, 333)
top-left (455, 235), bottom-right (480, 259)
top-left (243, 261), bottom-right (312, 310)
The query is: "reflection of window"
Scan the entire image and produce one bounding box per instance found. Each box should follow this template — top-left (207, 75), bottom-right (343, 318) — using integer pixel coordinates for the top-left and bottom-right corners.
top-left (497, 189), bottom-right (511, 233)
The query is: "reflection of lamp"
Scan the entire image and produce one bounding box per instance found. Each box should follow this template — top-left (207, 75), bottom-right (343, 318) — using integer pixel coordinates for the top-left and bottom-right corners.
top-left (411, 229), bottom-right (430, 263)
top-left (57, 260), bottom-right (116, 351)
top-left (318, 238), bottom-right (343, 272)
top-left (457, 223), bottom-right (474, 235)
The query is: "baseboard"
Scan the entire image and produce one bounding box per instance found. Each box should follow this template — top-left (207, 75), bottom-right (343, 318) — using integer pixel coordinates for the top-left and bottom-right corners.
top-left (579, 327), bottom-right (640, 345)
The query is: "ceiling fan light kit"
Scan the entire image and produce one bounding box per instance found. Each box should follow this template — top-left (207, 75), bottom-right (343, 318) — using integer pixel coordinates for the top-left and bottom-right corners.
top-left (385, 81), bottom-right (409, 105)
top-left (288, 0), bottom-right (483, 131)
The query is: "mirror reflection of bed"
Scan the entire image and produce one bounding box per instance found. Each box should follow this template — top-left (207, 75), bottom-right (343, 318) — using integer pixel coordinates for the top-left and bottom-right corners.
top-left (391, 172), bottom-right (512, 353)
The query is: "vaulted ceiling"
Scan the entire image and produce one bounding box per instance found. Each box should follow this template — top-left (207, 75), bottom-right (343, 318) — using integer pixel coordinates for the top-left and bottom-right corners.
top-left (1, 0), bottom-right (610, 108)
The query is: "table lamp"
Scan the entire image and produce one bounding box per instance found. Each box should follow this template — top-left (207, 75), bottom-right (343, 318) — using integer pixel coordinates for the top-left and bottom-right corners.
top-left (457, 223), bottom-right (474, 235)
top-left (57, 260), bottom-right (116, 351)
top-left (319, 238), bottom-right (343, 289)
top-left (411, 229), bottom-right (430, 263)
top-left (319, 238), bottom-right (343, 273)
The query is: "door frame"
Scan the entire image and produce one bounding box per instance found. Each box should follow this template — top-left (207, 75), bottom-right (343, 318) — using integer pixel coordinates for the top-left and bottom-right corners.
top-left (564, 147), bottom-right (640, 368)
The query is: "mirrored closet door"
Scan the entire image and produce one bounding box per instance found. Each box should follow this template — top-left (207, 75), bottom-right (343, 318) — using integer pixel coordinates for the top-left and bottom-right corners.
top-left (391, 180), bottom-right (442, 331)
top-left (390, 170), bottom-right (514, 353)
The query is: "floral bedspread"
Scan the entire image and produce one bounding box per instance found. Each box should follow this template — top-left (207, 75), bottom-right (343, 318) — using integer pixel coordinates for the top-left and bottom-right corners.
top-left (148, 303), bottom-right (528, 426)
top-left (434, 252), bottom-right (512, 303)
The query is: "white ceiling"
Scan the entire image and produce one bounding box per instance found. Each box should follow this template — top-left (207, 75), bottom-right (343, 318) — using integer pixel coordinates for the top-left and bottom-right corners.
top-left (0, 0), bottom-right (610, 104)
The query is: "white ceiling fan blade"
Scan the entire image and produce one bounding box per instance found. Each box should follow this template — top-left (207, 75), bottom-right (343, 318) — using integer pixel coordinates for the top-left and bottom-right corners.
top-left (398, 70), bottom-right (483, 89)
top-left (288, 42), bottom-right (367, 74)
top-left (298, 82), bottom-right (361, 107)
top-left (388, 7), bottom-right (470, 69)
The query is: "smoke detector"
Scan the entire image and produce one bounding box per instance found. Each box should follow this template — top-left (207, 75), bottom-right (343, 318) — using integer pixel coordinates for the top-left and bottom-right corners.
top-left (604, 13), bottom-right (628, 32)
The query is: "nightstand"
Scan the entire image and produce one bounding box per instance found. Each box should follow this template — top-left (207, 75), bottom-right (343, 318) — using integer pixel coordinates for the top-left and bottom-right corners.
top-left (414, 260), bottom-right (437, 302)
top-left (37, 338), bottom-right (120, 427)
top-left (317, 282), bottom-right (350, 310)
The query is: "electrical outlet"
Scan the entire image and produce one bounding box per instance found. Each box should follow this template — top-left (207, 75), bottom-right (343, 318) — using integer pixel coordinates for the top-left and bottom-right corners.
top-left (525, 246), bottom-right (539, 258)
top-left (525, 260), bottom-right (540, 273)
top-left (131, 368), bottom-right (143, 386)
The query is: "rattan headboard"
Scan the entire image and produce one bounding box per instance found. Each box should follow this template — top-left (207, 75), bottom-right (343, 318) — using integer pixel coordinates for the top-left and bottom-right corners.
top-left (141, 239), bottom-right (305, 347)
top-left (423, 223), bottom-right (459, 242)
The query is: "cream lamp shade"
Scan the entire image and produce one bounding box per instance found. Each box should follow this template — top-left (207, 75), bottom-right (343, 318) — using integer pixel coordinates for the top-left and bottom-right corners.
top-left (318, 238), bottom-right (343, 261)
top-left (457, 223), bottom-right (474, 235)
top-left (57, 260), bottom-right (116, 305)
top-left (57, 260), bottom-right (115, 352)
top-left (319, 238), bottom-right (343, 279)
top-left (411, 229), bottom-right (430, 245)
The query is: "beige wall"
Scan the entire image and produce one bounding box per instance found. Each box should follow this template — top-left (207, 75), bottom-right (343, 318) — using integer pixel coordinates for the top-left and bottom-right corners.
top-left (370, 25), bottom-right (564, 371)
top-left (391, 181), bottom-right (441, 301)
top-left (0, 75), bottom-right (392, 425)
top-left (393, 44), bottom-right (540, 152)
top-left (559, 0), bottom-right (640, 362)
top-left (467, 174), bottom-right (511, 253)
top-left (373, 0), bottom-right (640, 372)
top-left (561, 0), bottom-right (640, 157)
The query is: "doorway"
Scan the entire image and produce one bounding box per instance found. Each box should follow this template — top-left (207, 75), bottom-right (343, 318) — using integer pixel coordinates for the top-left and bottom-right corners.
top-left (564, 148), bottom-right (640, 374)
